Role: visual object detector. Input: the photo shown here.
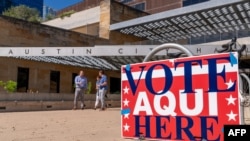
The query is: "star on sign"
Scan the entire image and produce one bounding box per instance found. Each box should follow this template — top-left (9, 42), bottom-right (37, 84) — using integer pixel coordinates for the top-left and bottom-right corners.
top-left (226, 110), bottom-right (237, 121)
top-left (226, 95), bottom-right (237, 105)
top-left (123, 99), bottom-right (130, 107)
top-left (124, 123), bottom-right (130, 131)
top-left (124, 113), bottom-right (130, 119)
top-left (123, 86), bottom-right (129, 94)
top-left (225, 79), bottom-right (234, 89)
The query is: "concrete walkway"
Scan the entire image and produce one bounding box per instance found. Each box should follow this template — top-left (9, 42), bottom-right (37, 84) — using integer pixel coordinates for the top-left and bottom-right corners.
top-left (0, 107), bottom-right (249, 141)
top-left (0, 108), bottom-right (130, 141)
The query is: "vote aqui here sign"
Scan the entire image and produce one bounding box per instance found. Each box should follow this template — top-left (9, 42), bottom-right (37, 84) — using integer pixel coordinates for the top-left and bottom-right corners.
top-left (121, 52), bottom-right (241, 141)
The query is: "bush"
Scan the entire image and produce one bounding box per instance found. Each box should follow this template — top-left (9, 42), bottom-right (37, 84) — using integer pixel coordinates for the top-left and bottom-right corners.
top-left (59, 10), bottom-right (75, 19)
top-left (0, 80), bottom-right (17, 93)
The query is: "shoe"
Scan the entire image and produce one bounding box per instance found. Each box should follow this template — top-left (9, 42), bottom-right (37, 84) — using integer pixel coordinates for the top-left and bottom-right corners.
top-left (99, 108), bottom-right (105, 111)
top-left (81, 107), bottom-right (84, 110)
top-left (93, 108), bottom-right (96, 110)
top-left (72, 107), bottom-right (77, 110)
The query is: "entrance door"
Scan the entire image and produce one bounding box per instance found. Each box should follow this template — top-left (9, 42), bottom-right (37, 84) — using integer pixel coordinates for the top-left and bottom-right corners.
top-left (17, 67), bottom-right (29, 92)
top-left (50, 71), bottom-right (60, 93)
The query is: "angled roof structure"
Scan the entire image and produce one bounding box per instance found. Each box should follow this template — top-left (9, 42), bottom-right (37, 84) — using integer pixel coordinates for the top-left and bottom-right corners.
top-left (110, 0), bottom-right (250, 43)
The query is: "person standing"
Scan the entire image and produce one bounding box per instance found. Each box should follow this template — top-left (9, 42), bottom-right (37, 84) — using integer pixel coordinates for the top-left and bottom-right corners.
top-left (73, 70), bottom-right (87, 110)
top-left (98, 70), bottom-right (108, 111)
top-left (94, 76), bottom-right (101, 110)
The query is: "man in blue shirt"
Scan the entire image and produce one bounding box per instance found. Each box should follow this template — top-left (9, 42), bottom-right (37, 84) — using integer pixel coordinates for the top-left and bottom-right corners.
top-left (73, 70), bottom-right (88, 110)
top-left (98, 70), bottom-right (108, 111)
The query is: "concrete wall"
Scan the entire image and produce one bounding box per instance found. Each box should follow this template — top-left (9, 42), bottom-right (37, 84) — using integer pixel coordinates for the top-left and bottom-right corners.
top-left (72, 23), bottom-right (99, 36)
top-left (0, 93), bottom-right (121, 112)
top-left (108, 0), bottom-right (149, 44)
top-left (43, 6), bottom-right (100, 30)
top-left (0, 15), bottom-right (109, 47)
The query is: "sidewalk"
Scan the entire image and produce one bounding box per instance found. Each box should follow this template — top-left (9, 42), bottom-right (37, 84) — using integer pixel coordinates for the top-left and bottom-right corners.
top-left (0, 108), bottom-right (130, 141)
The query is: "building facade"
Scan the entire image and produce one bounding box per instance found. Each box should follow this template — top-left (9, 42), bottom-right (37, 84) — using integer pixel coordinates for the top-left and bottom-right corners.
top-left (0, 0), bottom-right (43, 16)
top-left (0, 0), bottom-right (11, 14)
top-left (117, 0), bottom-right (209, 14)
top-left (56, 0), bottom-right (101, 16)
top-left (43, 5), bottom-right (56, 21)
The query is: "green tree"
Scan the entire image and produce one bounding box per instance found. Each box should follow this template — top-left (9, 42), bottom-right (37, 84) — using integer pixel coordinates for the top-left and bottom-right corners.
top-left (2, 5), bottom-right (41, 23)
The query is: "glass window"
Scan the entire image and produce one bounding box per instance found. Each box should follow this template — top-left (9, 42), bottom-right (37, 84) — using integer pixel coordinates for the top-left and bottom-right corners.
top-left (133, 2), bottom-right (145, 11)
top-left (183, 0), bottom-right (210, 7)
top-left (122, 0), bottom-right (133, 3)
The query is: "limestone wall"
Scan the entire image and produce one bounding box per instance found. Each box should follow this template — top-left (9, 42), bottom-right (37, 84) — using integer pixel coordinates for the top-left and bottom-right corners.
top-left (0, 93), bottom-right (121, 112)
top-left (0, 15), bottom-right (109, 47)
top-left (43, 6), bottom-right (100, 30)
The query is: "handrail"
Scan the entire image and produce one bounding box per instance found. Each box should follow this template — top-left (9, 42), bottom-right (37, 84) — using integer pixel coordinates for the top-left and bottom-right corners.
top-left (143, 43), bottom-right (193, 62)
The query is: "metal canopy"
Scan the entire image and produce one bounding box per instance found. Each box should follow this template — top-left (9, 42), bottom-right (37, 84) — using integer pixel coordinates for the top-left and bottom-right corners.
top-left (9, 55), bottom-right (170, 71)
top-left (11, 56), bottom-right (118, 70)
top-left (110, 0), bottom-right (250, 43)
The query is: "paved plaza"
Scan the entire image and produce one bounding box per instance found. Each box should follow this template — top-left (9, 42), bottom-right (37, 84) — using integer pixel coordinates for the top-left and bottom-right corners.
top-left (0, 108), bottom-right (132, 141)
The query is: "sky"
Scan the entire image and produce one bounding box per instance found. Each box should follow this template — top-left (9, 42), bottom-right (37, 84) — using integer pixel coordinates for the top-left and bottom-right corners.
top-left (44, 0), bottom-right (83, 11)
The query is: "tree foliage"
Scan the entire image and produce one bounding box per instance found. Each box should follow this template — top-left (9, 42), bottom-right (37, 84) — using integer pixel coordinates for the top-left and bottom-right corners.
top-left (0, 80), bottom-right (17, 93)
top-left (2, 5), bottom-right (41, 23)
